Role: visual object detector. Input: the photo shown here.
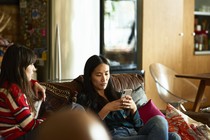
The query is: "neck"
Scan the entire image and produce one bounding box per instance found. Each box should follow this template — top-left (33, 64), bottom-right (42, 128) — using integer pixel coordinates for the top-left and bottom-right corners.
top-left (98, 90), bottom-right (108, 101)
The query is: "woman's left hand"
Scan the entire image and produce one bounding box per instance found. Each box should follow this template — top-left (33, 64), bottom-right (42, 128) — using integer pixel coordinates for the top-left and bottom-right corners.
top-left (121, 95), bottom-right (137, 114)
top-left (33, 82), bottom-right (46, 101)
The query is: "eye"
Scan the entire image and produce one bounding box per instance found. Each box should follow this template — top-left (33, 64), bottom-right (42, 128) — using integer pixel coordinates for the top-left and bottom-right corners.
top-left (96, 73), bottom-right (102, 77)
top-left (105, 72), bottom-right (109, 76)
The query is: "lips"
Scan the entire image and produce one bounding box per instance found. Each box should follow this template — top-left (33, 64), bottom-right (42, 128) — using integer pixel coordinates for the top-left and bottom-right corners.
top-left (101, 83), bottom-right (107, 87)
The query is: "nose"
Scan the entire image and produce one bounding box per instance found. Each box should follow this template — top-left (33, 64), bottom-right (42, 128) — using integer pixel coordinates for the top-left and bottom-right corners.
top-left (101, 74), bottom-right (106, 82)
top-left (32, 65), bottom-right (37, 72)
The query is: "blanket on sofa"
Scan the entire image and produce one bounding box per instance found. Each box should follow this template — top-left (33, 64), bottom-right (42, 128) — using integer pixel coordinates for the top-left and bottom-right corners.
top-left (166, 104), bottom-right (210, 140)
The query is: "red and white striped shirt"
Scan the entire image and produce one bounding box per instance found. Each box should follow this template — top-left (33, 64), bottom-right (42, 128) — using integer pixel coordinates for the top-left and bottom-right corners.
top-left (0, 81), bottom-right (44, 140)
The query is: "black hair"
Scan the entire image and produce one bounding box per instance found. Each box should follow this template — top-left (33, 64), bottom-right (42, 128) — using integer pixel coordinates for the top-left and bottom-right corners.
top-left (82, 55), bottom-right (118, 112)
top-left (0, 44), bottom-right (37, 111)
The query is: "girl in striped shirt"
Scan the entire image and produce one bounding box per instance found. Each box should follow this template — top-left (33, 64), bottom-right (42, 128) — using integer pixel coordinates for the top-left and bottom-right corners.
top-left (0, 44), bottom-right (46, 140)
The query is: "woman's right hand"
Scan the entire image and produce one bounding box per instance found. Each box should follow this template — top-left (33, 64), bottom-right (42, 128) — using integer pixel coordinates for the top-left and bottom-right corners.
top-left (103, 99), bottom-right (124, 112)
top-left (33, 82), bottom-right (46, 101)
top-left (98, 99), bottom-right (124, 120)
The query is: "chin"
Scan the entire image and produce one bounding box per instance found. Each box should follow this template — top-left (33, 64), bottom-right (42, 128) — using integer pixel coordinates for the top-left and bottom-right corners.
top-left (103, 86), bottom-right (107, 90)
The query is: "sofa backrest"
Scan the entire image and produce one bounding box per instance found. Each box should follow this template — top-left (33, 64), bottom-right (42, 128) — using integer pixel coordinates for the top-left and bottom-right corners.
top-left (40, 73), bottom-right (147, 115)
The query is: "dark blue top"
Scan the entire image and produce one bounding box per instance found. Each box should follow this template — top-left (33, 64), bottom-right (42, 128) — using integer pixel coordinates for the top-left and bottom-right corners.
top-left (104, 109), bottom-right (143, 132)
top-left (77, 92), bottom-right (143, 132)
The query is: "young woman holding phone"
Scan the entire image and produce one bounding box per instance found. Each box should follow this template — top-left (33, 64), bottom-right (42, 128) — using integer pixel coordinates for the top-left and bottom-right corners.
top-left (77, 55), bottom-right (181, 140)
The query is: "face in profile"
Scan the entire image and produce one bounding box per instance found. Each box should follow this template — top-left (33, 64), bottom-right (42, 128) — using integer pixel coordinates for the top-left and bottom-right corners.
top-left (91, 63), bottom-right (110, 93)
top-left (25, 64), bottom-right (36, 81)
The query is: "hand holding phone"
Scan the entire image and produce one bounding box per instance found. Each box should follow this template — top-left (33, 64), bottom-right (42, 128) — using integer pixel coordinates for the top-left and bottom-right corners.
top-left (121, 89), bottom-right (132, 118)
top-left (121, 89), bottom-right (132, 98)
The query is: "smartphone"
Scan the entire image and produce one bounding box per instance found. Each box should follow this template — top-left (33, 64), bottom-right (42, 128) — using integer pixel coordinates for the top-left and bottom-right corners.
top-left (121, 89), bottom-right (132, 98)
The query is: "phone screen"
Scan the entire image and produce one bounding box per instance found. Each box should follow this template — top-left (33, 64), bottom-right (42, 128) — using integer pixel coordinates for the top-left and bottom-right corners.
top-left (121, 89), bottom-right (132, 98)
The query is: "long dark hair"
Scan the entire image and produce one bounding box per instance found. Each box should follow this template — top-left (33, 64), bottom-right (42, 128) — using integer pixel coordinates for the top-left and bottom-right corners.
top-left (0, 44), bottom-right (37, 111)
top-left (83, 55), bottom-right (118, 112)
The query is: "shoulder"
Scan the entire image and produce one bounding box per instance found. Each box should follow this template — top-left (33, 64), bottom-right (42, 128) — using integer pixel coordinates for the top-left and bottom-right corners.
top-left (0, 83), bottom-right (26, 107)
top-left (7, 83), bottom-right (23, 98)
top-left (77, 92), bottom-right (88, 103)
top-left (0, 82), bottom-right (21, 95)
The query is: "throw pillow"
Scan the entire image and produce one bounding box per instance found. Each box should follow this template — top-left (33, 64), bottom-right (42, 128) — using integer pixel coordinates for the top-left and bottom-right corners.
top-left (39, 83), bottom-right (72, 118)
top-left (166, 104), bottom-right (210, 140)
top-left (131, 86), bottom-right (148, 108)
top-left (138, 99), bottom-right (165, 124)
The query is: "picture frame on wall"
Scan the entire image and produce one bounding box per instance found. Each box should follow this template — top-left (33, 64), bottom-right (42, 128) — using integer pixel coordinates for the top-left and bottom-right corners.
top-left (0, 0), bottom-right (19, 45)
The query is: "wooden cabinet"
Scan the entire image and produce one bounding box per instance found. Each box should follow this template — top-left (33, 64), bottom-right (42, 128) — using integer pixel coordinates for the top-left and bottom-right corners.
top-left (140, 0), bottom-right (210, 110)
top-left (194, 0), bottom-right (210, 55)
top-left (194, 12), bottom-right (210, 55)
top-left (182, 0), bottom-right (210, 109)
top-left (140, 0), bottom-right (185, 109)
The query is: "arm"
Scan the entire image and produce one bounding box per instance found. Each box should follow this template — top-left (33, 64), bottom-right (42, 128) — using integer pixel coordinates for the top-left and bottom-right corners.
top-left (121, 95), bottom-right (137, 115)
top-left (98, 105), bottom-right (110, 120)
top-left (31, 80), bottom-right (46, 101)
top-left (122, 95), bottom-right (143, 128)
top-left (131, 110), bottom-right (144, 130)
top-left (120, 95), bottom-right (143, 130)
top-left (8, 84), bottom-right (44, 132)
top-left (98, 98), bottom-right (124, 120)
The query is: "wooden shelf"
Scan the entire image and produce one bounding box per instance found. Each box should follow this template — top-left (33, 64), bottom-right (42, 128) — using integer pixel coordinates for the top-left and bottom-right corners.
top-left (194, 11), bottom-right (210, 55)
top-left (194, 11), bottom-right (210, 16)
top-left (194, 50), bottom-right (210, 55)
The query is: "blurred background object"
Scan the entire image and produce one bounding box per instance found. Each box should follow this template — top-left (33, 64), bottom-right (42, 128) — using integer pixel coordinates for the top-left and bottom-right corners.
top-left (37, 109), bottom-right (111, 140)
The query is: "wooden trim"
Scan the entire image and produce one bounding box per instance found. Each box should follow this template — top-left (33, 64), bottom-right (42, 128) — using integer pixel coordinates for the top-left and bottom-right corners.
top-left (0, 0), bottom-right (19, 5)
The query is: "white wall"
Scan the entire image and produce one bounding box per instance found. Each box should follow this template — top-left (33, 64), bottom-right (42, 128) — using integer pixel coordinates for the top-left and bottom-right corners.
top-left (50, 0), bottom-right (100, 80)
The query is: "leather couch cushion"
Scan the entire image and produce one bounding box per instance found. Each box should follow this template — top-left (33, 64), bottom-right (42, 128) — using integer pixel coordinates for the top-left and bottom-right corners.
top-left (111, 73), bottom-right (147, 107)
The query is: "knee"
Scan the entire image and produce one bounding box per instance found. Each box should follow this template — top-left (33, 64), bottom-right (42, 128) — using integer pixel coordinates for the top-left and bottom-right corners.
top-left (149, 115), bottom-right (168, 127)
top-left (169, 132), bottom-right (181, 140)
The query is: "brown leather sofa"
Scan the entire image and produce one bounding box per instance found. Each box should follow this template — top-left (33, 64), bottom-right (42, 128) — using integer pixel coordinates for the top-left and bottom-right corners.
top-left (39, 73), bottom-right (210, 126)
top-left (39, 73), bottom-right (147, 117)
